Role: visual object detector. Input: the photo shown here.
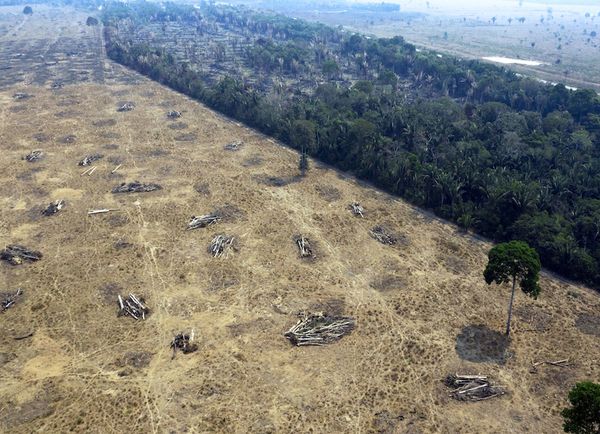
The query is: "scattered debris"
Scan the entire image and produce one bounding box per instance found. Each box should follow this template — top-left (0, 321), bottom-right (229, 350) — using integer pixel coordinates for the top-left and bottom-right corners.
top-left (118, 293), bottom-right (149, 320)
top-left (117, 102), bottom-right (135, 112)
top-left (78, 154), bottom-right (103, 166)
top-left (188, 214), bottom-right (221, 230)
top-left (13, 92), bottom-right (32, 100)
top-left (80, 166), bottom-right (97, 176)
top-left (88, 208), bottom-right (119, 215)
top-left (209, 234), bottom-right (236, 258)
top-left (170, 331), bottom-right (198, 357)
top-left (349, 202), bottom-right (364, 217)
top-left (1, 245), bottom-right (42, 265)
top-left (530, 358), bottom-right (570, 373)
top-left (224, 140), bottom-right (242, 151)
top-left (444, 374), bottom-right (505, 401)
top-left (284, 312), bottom-right (355, 346)
top-left (42, 199), bottom-right (65, 216)
top-left (14, 331), bottom-right (34, 340)
top-left (23, 150), bottom-right (43, 162)
top-left (167, 110), bottom-right (181, 118)
top-left (294, 235), bottom-right (315, 259)
top-left (50, 82), bottom-right (63, 89)
top-left (114, 239), bottom-right (133, 249)
top-left (112, 182), bottom-right (162, 194)
top-left (370, 226), bottom-right (397, 245)
top-left (1, 288), bottom-right (23, 312)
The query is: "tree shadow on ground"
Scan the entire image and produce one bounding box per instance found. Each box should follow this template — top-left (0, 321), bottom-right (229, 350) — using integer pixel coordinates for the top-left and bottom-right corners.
top-left (456, 324), bottom-right (510, 365)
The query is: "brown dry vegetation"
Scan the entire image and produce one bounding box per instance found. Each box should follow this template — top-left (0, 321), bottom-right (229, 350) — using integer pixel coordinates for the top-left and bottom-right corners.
top-left (0, 6), bottom-right (599, 434)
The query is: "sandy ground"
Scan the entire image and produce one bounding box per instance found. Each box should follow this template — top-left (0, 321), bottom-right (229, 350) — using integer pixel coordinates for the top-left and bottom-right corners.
top-left (0, 5), bottom-right (599, 434)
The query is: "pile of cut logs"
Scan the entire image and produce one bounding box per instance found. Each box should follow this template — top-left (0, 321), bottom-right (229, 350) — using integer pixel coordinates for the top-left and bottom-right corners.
top-left (42, 199), bottom-right (65, 216)
top-left (78, 154), bottom-right (103, 166)
top-left (117, 102), bottom-right (135, 112)
top-left (171, 331), bottom-right (198, 357)
top-left (370, 226), bottom-right (397, 245)
top-left (224, 141), bottom-right (242, 151)
top-left (209, 234), bottom-right (235, 257)
top-left (118, 293), bottom-right (149, 320)
top-left (530, 358), bottom-right (569, 373)
top-left (295, 235), bottom-right (314, 258)
top-left (349, 202), bottom-right (364, 217)
top-left (112, 182), bottom-right (162, 194)
top-left (188, 213), bottom-right (220, 230)
top-left (13, 92), bottom-right (32, 100)
top-left (23, 150), bottom-right (43, 162)
top-left (0, 245), bottom-right (42, 265)
top-left (285, 312), bottom-right (355, 346)
top-left (1, 288), bottom-right (23, 313)
top-left (444, 374), bottom-right (505, 401)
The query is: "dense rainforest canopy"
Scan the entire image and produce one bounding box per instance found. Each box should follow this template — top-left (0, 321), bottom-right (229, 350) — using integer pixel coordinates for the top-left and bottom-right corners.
top-left (103, 1), bottom-right (600, 287)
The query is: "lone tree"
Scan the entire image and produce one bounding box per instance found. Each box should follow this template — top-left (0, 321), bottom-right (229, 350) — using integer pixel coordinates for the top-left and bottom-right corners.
top-left (86, 16), bottom-right (99, 26)
top-left (562, 381), bottom-right (600, 433)
top-left (22, 5), bottom-right (33, 15)
top-left (299, 148), bottom-right (309, 176)
top-left (483, 240), bottom-right (541, 337)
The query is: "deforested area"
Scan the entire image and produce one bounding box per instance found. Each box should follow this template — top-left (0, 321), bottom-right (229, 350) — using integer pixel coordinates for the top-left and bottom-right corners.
top-left (102, 1), bottom-right (600, 288)
top-left (0, 3), bottom-right (599, 434)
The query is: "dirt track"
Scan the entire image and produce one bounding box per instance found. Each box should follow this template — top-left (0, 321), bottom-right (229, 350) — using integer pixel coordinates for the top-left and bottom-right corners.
top-left (0, 6), bottom-right (599, 433)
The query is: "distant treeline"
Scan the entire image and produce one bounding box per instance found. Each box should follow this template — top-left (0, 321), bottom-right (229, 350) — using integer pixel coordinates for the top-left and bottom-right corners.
top-left (103, 1), bottom-right (600, 288)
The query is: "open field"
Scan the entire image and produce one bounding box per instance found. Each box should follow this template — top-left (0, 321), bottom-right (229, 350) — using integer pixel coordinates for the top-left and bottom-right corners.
top-left (1, 5), bottom-right (599, 433)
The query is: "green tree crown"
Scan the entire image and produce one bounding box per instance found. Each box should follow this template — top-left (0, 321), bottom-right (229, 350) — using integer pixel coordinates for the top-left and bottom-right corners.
top-left (484, 240), bottom-right (541, 298)
top-left (562, 382), bottom-right (600, 434)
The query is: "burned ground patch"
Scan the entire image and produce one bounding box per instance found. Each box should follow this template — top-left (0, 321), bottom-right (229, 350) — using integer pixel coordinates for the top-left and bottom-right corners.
top-left (206, 266), bottom-right (240, 291)
top-left (32, 133), bottom-right (51, 143)
top-left (242, 155), bottom-right (263, 167)
top-left (168, 122), bottom-right (188, 130)
top-left (316, 185), bottom-right (342, 202)
top-left (575, 313), bottom-right (600, 337)
top-left (98, 282), bottom-right (123, 305)
top-left (115, 351), bottom-right (153, 369)
top-left (1, 397), bottom-right (54, 429)
top-left (255, 175), bottom-right (300, 187)
top-left (309, 298), bottom-right (346, 316)
top-left (174, 133), bottom-right (197, 142)
top-left (92, 119), bottom-right (117, 127)
top-left (59, 134), bottom-right (76, 144)
top-left (370, 275), bottom-right (407, 293)
top-left (193, 181), bottom-right (211, 196)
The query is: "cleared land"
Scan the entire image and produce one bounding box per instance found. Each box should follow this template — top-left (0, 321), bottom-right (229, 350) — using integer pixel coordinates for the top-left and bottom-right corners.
top-left (244, 0), bottom-right (600, 91)
top-left (0, 5), bottom-right (599, 433)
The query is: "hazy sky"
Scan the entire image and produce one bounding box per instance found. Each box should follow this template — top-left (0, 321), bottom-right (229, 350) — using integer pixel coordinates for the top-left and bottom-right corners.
top-left (357, 0), bottom-right (599, 16)
top-left (343, 0), bottom-right (598, 13)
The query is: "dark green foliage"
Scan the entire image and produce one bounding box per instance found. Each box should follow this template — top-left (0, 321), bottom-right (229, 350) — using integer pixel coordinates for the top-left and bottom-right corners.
top-left (562, 382), bottom-right (600, 433)
top-left (299, 151), bottom-right (309, 176)
top-left (22, 5), bottom-right (32, 14)
top-left (484, 241), bottom-right (541, 298)
top-left (102, 2), bottom-right (600, 288)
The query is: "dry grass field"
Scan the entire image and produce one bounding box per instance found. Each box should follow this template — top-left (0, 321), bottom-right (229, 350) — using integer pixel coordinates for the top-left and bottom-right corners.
top-left (0, 5), bottom-right (599, 433)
